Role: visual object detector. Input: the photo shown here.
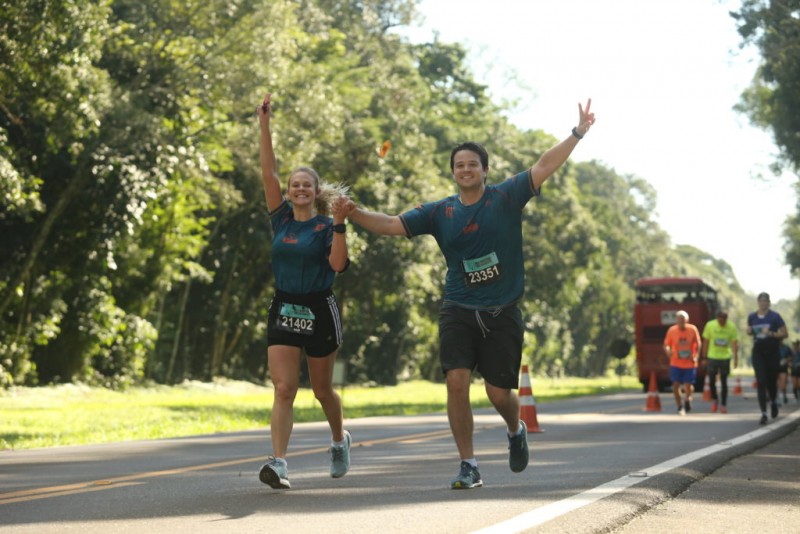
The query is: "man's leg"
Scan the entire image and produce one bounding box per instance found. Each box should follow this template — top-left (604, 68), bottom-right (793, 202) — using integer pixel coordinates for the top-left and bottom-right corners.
top-left (446, 368), bottom-right (475, 459)
top-left (707, 363), bottom-right (719, 405)
top-left (672, 382), bottom-right (683, 411)
top-left (485, 382), bottom-right (520, 433)
top-left (719, 361), bottom-right (730, 406)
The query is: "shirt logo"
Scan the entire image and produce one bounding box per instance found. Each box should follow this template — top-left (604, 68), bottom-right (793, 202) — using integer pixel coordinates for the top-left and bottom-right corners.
top-left (445, 206), bottom-right (454, 218)
top-left (464, 223), bottom-right (479, 234)
top-left (282, 233), bottom-right (299, 244)
top-left (314, 223), bottom-right (326, 232)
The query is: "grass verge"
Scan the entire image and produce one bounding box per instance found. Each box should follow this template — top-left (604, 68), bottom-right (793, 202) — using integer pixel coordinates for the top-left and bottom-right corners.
top-left (1, 376), bottom-right (639, 450)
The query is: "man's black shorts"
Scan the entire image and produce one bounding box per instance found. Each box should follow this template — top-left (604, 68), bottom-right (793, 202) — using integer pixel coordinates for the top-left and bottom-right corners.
top-left (267, 289), bottom-right (342, 357)
top-left (438, 304), bottom-right (523, 389)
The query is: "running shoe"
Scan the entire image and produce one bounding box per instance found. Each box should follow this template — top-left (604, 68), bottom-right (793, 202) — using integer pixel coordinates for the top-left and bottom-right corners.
top-left (720, 405), bottom-right (728, 414)
top-left (508, 421), bottom-right (529, 473)
top-left (771, 402), bottom-right (779, 419)
top-left (678, 407), bottom-right (686, 416)
top-left (711, 401), bottom-right (718, 413)
top-left (450, 461), bottom-right (483, 490)
top-left (759, 413), bottom-right (768, 425)
top-left (684, 399), bottom-right (692, 413)
top-left (329, 430), bottom-right (352, 478)
top-left (259, 456), bottom-right (290, 489)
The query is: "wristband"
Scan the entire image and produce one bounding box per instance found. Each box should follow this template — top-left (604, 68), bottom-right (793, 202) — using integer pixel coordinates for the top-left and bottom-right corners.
top-left (571, 127), bottom-right (584, 140)
top-left (333, 223), bottom-right (346, 234)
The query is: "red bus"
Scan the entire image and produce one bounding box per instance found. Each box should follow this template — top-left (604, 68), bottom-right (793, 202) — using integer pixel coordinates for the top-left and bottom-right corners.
top-left (634, 277), bottom-right (719, 391)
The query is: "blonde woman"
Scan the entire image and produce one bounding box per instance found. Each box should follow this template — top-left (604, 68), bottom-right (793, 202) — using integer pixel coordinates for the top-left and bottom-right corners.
top-left (256, 93), bottom-right (351, 489)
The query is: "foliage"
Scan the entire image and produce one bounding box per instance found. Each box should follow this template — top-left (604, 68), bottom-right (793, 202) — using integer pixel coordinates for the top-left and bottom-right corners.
top-left (731, 0), bottom-right (800, 311)
top-left (0, 0), bottom-right (769, 388)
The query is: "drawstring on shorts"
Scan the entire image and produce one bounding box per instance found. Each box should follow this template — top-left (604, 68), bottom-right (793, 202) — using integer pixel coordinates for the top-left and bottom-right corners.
top-left (474, 307), bottom-right (503, 338)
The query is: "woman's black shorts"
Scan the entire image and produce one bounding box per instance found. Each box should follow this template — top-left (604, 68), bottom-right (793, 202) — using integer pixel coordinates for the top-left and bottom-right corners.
top-left (267, 289), bottom-right (342, 357)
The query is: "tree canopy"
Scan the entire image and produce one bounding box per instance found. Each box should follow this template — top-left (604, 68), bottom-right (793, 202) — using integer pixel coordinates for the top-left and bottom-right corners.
top-left (1, 0), bottom-right (757, 387)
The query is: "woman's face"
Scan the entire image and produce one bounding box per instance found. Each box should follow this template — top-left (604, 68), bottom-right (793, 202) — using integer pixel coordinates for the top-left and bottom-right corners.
top-left (288, 171), bottom-right (318, 207)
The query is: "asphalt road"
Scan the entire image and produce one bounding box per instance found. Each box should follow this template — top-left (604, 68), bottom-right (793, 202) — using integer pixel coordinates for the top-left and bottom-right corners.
top-left (2, 386), bottom-right (798, 533)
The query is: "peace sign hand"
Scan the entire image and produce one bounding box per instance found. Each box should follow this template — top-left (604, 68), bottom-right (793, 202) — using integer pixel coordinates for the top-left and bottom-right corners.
top-left (575, 98), bottom-right (595, 137)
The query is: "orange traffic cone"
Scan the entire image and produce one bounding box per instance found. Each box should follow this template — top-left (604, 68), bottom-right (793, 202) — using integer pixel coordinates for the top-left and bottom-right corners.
top-left (645, 371), bottom-right (661, 412)
top-left (733, 376), bottom-right (743, 396)
top-left (519, 365), bottom-right (543, 433)
top-left (702, 374), bottom-right (712, 401)
top-left (752, 378), bottom-right (758, 389)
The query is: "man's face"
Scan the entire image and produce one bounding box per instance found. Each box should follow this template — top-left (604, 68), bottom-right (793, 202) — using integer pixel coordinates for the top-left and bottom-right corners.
top-left (757, 298), bottom-right (770, 313)
top-left (676, 315), bottom-right (686, 328)
top-left (452, 150), bottom-right (487, 191)
top-left (718, 314), bottom-right (727, 326)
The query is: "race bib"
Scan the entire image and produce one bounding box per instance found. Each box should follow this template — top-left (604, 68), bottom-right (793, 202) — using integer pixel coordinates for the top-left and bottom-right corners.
top-left (276, 303), bottom-right (315, 335)
top-left (678, 350), bottom-right (692, 359)
top-left (714, 338), bottom-right (728, 347)
top-left (463, 252), bottom-right (502, 287)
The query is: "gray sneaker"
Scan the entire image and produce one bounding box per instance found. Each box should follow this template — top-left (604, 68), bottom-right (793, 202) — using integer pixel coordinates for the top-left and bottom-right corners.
top-left (329, 430), bottom-right (352, 478)
top-left (450, 461), bottom-right (483, 489)
top-left (259, 457), bottom-right (290, 489)
top-left (508, 420), bottom-right (530, 473)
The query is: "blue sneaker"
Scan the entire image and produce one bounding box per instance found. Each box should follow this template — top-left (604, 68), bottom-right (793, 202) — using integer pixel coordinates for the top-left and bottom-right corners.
top-left (329, 430), bottom-right (351, 478)
top-left (508, 421), bottom-right (529, 473)
top-left (450, 461), bottom-right (483, 489)
top-left (259, 457), bottom-right (290, 489)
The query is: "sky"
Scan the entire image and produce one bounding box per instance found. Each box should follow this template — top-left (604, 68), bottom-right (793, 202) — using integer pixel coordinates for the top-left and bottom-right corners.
top-left (399, 0), bottom-right (799, 301)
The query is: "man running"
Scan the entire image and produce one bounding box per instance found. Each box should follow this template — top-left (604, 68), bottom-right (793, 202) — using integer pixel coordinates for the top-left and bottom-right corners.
top-left (338, 100), bottom-right (596, 489)
top-left (701, 310), bottom-right (739, 413)
top-left (664, 310), bottom-right (702, 415)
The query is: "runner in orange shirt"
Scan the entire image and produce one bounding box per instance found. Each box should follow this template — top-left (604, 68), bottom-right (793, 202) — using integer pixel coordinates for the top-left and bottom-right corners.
top-left (663, 310), bottom-right (702, 415)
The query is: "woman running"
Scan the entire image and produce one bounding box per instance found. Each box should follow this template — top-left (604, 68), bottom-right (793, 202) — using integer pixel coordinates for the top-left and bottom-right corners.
top-left (256, 93), bottom-right (351, 489)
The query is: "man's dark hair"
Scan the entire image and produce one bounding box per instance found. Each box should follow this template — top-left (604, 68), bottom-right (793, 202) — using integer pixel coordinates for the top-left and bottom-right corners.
top-left (450, 142), bottom-right (489, 172)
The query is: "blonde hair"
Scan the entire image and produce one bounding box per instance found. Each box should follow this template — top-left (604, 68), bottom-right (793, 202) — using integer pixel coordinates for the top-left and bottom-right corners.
top-left (288, 166), bottom-right (349, 216)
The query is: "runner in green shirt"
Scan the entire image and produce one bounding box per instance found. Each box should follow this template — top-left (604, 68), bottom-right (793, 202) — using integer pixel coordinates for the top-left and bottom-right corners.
top-left (701, 310), bottom-right (739, 413)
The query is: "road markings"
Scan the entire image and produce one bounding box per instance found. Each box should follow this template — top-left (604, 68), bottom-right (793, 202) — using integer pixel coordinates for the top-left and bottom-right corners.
top-left (472, 409), bottom-right (800, 534)
top-left (0, 425), bottom-right (470, 505)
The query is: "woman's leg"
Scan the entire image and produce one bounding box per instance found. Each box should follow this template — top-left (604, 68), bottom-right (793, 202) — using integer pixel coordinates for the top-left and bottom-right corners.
top-left (307, 351), bottom-right (344, 442)
top-left (268, 345), bottom-right (303, 457)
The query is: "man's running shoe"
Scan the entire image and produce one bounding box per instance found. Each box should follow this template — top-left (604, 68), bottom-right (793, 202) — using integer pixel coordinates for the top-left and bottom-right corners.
top-left (711, 401), bottom-right (718, 413)
top-left (759, 413), bottom-right (768, 425)
top-left (720, 405), bottom-right (728, 414)
top-left (678, 407), bottom-right (686, 416)
top-left (771, 402), bottom-right (779, 419)
top-left (508, 421), bottom-right (529, 473)
top-left (329, 430), bottom-right (352, 479)
top-left (450, 461), bottom-right (483, 490)
top-left (684, 399), bottom-right (692, 413)
top-left (259, 457), bottom-right (290, 489)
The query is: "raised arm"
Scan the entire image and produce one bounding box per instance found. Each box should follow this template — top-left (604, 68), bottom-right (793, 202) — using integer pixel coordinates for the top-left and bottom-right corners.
top-left (530, 98), bottom-right (596, 190)
top-left (344, 201), bottom-right (406, 236)
top-left (257, 93), bottom-right (283, 212)
top-left (329, 195), bottom-right (350, 272)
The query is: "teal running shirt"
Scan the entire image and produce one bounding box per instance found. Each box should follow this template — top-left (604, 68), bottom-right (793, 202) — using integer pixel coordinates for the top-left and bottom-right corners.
top-left (399, 170), bottom-right (538, 309)
top-left (269, 201), bottom-right (335, 294)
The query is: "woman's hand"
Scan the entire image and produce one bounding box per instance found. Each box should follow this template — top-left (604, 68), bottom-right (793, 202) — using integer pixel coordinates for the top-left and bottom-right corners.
top-left (257, 93), bottom-right (272, 127)
top-left (331, 195), bottom-right (353, 224)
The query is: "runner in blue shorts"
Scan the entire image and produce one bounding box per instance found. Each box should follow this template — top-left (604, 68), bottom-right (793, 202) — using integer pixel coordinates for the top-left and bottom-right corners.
top-left (342, 100), bottom-right (596, 489)
top-left (256, 93), bottom-right (352, 489)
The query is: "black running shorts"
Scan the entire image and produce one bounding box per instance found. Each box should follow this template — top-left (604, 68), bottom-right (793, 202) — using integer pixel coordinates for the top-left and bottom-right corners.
top-left (267, 289), bottom-right (342, 357)
top-left (438, 304), bottom-right (523, 389)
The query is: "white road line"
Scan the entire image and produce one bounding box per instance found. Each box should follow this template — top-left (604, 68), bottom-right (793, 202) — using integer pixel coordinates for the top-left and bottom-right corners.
top-left (473, 410), bottom-right (800, 534)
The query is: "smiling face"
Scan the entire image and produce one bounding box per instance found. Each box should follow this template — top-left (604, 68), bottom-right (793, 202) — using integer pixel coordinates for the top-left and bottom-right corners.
top-left (452, 150), bottom-right (487, 192)
top-left (287, 170), bottom-right (318, 207)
